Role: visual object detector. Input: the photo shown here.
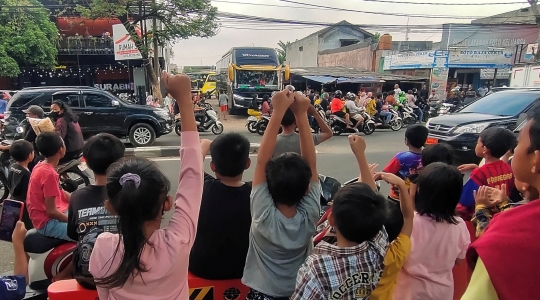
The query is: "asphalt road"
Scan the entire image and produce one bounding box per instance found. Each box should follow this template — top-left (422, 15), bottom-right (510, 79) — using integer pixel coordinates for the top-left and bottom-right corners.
top-left (0, 128), bottom-right (408, 274)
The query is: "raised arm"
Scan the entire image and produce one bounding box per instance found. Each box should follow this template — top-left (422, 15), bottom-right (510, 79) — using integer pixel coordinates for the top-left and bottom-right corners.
top-left (253, 89), bottom-right (294, 186)
top-left (291, 94), bottom-right (318, 182)
top-left (308, 105), bottom-right (332, 143)
top-left (349, 135), bottom-right (377, 191)
top-left (380, 172), bottom-right (414, 237)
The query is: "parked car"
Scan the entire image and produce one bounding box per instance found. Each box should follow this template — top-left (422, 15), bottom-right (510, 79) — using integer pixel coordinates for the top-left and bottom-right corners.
top-left (3, 86), bottom-right (173, 147)
top-left (425, 88), bottom-right (540, 164)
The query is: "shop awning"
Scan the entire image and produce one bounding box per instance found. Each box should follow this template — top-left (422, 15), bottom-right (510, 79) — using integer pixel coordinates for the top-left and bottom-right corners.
top-left (303, 75), bottom-right (338, 84)
top-left (338, 77), bottom-right (380, 84)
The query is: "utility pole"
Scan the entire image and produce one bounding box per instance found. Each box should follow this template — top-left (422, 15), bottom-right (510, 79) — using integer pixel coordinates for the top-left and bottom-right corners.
top-left (152, 0), bottom-right (159, 81)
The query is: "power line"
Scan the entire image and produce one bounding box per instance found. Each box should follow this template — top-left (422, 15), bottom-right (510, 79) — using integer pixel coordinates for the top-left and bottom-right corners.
top-left (350, 0), bottom-right (524, 5)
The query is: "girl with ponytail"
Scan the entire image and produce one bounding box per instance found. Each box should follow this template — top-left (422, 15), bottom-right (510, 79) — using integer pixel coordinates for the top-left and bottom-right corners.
top-left (89, 72), bottom-right (204, 299)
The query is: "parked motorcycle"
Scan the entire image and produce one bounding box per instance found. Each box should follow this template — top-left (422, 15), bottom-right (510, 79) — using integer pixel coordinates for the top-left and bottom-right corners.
top-left (175, 108), bottom-right (224, 135)
top-left (373, 108), bottom-right (403, 131)
top-left (328, 110), bottom-right (376, 136)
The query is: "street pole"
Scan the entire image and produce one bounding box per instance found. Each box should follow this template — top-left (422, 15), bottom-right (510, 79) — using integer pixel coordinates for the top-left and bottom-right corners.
top-left (152, 0), bottom-right (159, 81)
top-left (493, 68), bottom-right (498, 87)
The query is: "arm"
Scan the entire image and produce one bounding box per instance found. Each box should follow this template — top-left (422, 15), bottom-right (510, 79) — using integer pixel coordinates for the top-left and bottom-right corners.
top-left (380, 173), bottom-right (414, 237)
top-left (350, 136), bottom-right (377, 191)
top-left (309, 106), bottom-right (332, 142)
top-left (55, 118), bottom-right (68, 139)
top-left (253, 90), bottom-right (294, 186)
top-left (12, 221), bottom-right (28, 284)
top-left (42, 171), bottom-right (67, 222)
top-left (293, 95), bottom-right (318, 183)
top-left (200, 139), bottom-right (211, 160)
top-left (45, 197), bottom-right (68, 222)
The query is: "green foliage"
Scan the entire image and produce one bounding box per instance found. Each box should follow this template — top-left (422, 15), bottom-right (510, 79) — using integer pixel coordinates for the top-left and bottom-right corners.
top-left (0, 0), bottom-right (58, 76)
top-left (372, 32), bottom-right (381, 42)
top-left (276, 40), bottom-right (290, 64)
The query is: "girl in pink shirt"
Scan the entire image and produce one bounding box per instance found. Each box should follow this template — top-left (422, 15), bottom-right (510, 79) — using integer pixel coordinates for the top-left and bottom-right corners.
top-left (89, 72), bottom-right (204, 300)
top-left (393, 163), bottom-right (470, 300)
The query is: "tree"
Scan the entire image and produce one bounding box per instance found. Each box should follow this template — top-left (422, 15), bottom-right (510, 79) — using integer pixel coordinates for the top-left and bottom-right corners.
top-left (0, 0), bottom-right (58, 77)
top-left (276, 40), bottom-right (290, 64)
top-left (74, 0), bottom-right (218, 102)
top-left (372, 32), bottom-right (381, 42)
top-left (528, 0), bottom-right (540, 60)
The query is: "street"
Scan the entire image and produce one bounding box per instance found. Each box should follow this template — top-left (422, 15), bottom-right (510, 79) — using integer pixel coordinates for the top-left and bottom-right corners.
top-left (0, 127), bottom-right (407, 274)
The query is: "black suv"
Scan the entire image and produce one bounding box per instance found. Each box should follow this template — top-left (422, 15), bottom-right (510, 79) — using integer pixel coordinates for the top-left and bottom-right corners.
top-left (426, 88), bottom-right (540, 164)
top-left (4, 86), bottom-right (173, 147)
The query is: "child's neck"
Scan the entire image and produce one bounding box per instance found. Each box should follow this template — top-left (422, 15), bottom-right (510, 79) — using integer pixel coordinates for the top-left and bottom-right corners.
top-left (281, 125), bottom-right (296, 134)
top-left (408, 146), bottom-right (422, 154)
top-left (94, 174), bottom-right (107, 186)
top-left (483, 155), bottom-right (500, 164)
top-left (215, 173), bottom-right (244, 187)
top-left (276, 203), bottom-right (297, 218)
top-left (44, 156), bottom-right (60, 168)
top-left (336, 233), bottom-right (359, 248)
top-left (17, 161), bottom-right (29, 170)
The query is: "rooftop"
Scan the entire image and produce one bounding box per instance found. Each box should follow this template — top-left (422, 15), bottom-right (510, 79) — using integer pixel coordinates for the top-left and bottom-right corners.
top-left (472, 7), bottom-right (537, 25)
top-left (290, 66), bottom-right (428, 82)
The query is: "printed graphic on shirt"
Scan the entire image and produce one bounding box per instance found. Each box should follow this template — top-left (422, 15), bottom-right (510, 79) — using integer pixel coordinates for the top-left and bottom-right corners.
top-left (2, 278), bottom-right (18, 291)
top-left (189, 286), bottom-right (214, 300)
top-left (76, 206), bottom-right (117, 270)
top-left (330, 271), bottom-right (382, 300)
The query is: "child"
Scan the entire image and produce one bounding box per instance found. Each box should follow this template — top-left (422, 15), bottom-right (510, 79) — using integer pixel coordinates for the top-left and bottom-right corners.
top-left (8, 140), bottom-right (34, 229)
top-left (458, 127), bottom-right (517, 220)
top-left (292, 135), bottom-right (389, 299)
top-left (67, 133), bottom-right (125, 289)
top-left (89, 72), bottom-right (203, 299)
top-left (1, 222), bottom-right (28, 300)
top-left (189, 133), bottom-right (252, 280)
top-left (421, 143), bottom-right (454, 167)
top-left (383, 124), bottom-right (428, 201)
top-left (242, 90), bottom-right (321, 300)
top-left (370, 172), bottom-right (414, 300)
top-left (26, 132), bottom-right (71, 241)
top-left (393, 163), bottom-right (470, 300)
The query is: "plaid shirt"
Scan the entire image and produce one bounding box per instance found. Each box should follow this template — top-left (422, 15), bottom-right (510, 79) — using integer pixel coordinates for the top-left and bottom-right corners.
top-left (291, 229), bottom-right (389, 300)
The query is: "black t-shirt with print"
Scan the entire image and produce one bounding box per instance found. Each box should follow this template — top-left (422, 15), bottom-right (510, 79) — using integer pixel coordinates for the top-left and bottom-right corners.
top-left (67, 185), bottom-right (118, 289)
top-left (7, 164), bottom-right (32, 229)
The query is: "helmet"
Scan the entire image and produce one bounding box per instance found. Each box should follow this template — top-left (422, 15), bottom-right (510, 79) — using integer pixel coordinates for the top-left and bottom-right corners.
top-left (334, 90), bottom-right (343, 98)
top-left (346, 92), bottom-right (355, 100)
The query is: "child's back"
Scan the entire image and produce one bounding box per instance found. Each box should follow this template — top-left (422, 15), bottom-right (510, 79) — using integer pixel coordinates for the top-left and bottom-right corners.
top-left (7, 140), bottom-right (34, 229)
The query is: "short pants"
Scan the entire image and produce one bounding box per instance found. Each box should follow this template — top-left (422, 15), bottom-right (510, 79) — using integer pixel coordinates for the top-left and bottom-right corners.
top-left (351, 114), bottom-right (363, 121)
top-left (37, 211), bottom-right (74, 242)
top-left (220, 105), bottom-right (228, 112)
top-left (332, 111), bottom-right (346, 118)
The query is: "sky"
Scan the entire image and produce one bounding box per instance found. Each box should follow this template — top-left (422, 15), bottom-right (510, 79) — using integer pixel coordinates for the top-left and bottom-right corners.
top-left (171, 0), bottom-right (529, 67)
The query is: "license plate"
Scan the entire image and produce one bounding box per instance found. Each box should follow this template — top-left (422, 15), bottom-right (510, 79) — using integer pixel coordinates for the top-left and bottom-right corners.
top-left (426, 137), bottom-right (438, 145)
top-left (78, 162), bottom-right (88, 171)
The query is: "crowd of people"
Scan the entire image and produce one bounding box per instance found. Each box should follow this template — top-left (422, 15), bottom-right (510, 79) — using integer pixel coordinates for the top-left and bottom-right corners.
top-left (2, 72), bottom-right (540, 300)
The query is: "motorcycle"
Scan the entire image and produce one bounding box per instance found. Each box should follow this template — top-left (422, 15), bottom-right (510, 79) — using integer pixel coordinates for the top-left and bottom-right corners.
top-left (175, 108), bottom-right (224, 136)
top-left (328, 110), bottom-right (376, 136)
top-left (246, 116), bottom-right (259, 133)
top-left (255, 115), bottom-right (271, 136)
top-left (400, 105), bottom-right (418, 126)
top-left (438, 103), bottom-right (455, 115)
top-left (373, 108), bottom-right (403, 131)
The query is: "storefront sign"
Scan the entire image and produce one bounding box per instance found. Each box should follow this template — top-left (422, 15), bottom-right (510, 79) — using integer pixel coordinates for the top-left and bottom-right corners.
top-left (447, 50), bottom-right (513, 68)
top-left (430, 51), bottom-right (449, 101)
top-left (94, 83), bottom-right (134, 91)
top-left (480, 68), bottom-right (511, 80)
top-left (112, 24), bottom-right (143, 61)
top-left (440, 24), bottom-right (539, 50)
top-left (384, 51), bottom-right (435, 70)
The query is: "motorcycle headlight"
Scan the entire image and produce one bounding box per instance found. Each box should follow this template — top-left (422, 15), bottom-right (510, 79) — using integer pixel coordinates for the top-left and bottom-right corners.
top-left (453, 122), bottom-right (491, 134)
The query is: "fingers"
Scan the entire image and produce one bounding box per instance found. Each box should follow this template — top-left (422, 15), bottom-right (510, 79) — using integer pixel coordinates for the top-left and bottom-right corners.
top-left (368, 163), bottom-right (379, 173)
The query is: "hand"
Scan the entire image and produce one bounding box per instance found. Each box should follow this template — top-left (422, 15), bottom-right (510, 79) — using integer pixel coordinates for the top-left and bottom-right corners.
top-left (348, 135), bottom-right (366, 156)
top-left (377, 172), bottom-right (405, 187)
top-left (368, 163), bottom-right (379, 174)
top-left (161, 71), bottom-right (191, 103)
top-left (486, 184), bottom-right (508, 204)
top-left (200, 139), bottom-right (212, 148)
top-left (474, 186), bottom-right (500, 208)
top-left (290, 92), bottom-right (311, 115)
top-left (458, 164), bottom-right (479, 172)
top-left (12, 221), bottom-right (27, 246)
top-left (271, 89), bottom-right (294, 113)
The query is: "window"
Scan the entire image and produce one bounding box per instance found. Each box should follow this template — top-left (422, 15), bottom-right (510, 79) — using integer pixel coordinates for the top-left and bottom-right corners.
top-left (299, 46), bottom-right (304, 52)
top-left (52, 94), bottom-right (81, 107)
top-left (207, 75), bottom-right (217, 82)
top-left (460, 91), bottom-right (538, 117)
top-left (84, 94), bottom-right (112, 107)
top-left (7, 92), bottom-right (42, 108)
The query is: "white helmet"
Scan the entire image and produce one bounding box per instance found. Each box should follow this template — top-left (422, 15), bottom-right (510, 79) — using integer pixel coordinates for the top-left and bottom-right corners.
top-left (346, 92), bottom-right (355, 100)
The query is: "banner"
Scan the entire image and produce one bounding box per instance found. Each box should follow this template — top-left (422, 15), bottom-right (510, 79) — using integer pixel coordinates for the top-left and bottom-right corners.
top-left (480, 68), bottom-right (511, 80)
top-left (447, 50), bottom-right (513, 68)
top-left (112, 24), bottom-right (142, 61)
top-left (430, 51), bottom-right (449, 101)
top-left (384, 51), bottom-right (435, 70)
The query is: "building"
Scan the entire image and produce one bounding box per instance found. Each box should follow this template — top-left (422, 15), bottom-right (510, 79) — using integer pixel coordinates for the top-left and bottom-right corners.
top-left (286, 21), bottom-right (375, 68)
top-left (472, 7), bottom-right (536, 25)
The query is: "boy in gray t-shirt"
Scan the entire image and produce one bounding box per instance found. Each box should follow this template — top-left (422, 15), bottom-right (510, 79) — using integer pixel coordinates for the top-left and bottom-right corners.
top-left (242, 89), bottom-right (321, 300)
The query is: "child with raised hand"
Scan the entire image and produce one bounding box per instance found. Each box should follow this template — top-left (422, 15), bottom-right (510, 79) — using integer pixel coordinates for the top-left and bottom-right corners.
top-left (242, 89), bottom-right (321, 300)
top-left (292, 135), bottom-right (389, 300)
top-left (89, 72), bottom-right (203, 300)
top-left (393, 163), bottom-right (470, 300)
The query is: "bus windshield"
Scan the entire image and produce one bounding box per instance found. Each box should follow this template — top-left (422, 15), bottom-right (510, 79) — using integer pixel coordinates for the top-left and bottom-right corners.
top-left (236, 70), bottom-right (278, 89)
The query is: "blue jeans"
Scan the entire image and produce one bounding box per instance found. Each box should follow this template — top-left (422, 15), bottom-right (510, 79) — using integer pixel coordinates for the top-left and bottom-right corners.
top-left (37, 218), bottom-right (74, 242)
top-left (413, 107), bottom-right (423, 122)
top-left (379, 111), bottom-right (392, 123)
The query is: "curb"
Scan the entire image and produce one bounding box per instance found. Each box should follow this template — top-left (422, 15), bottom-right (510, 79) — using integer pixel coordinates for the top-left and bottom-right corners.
top-left (125, 143), bottom-right (260, 158)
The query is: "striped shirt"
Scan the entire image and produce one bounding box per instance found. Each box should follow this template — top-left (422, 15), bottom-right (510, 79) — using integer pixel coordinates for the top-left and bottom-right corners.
top-left (291, 229), bottom-right (389, 300)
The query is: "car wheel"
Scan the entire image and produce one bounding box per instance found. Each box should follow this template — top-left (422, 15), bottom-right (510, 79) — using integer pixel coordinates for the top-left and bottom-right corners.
top-left (129, 123), bottom-right (156, 147)
top-left (391, 119), bottom-right (403, 131)
top-left (212, 123), bottom-right (224, 135)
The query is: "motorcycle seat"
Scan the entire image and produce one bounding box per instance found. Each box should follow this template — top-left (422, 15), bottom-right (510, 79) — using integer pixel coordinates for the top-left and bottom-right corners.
top-left (24, 229), bottom-right (66, 254)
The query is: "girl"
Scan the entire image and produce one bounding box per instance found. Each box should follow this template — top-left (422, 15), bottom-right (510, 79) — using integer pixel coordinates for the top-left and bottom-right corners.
top-left (89, 72), bottom-right (203, 299)
top-left (393, 163), bottom-right (470, 300)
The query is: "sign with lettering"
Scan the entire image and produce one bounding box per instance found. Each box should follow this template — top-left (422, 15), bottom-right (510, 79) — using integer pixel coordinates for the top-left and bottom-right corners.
top-left (94, 83), bottom-right (134, 91)
top-left (440, 24), bottom-right (539, 50)
top-left (447, 50), bottom-right (513, 68)
top-left (384, 51), bottom-right (435, 70)
top-left (112, 24), bottom-right (142, 60)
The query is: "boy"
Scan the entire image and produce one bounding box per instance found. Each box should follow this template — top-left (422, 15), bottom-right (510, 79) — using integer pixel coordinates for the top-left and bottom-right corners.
top-left (383, 124), bottom-right (428, 201)
top-left (8, 140), bottom-right (34, 229)
top-left (458, 127), bottom-right (516, 220)
top-left (67, 133), bottom-right (125, 289)
top-left (1, 222), bottom-right (28, 300)
top-left (273, 107), bottom-right (332, 158)
top-left (292, 135), bottom-right (389, 299)
top-left (242, 90), bottom-right (321, 300)
top-left (189, 133), bottom-right (252, 280)
top-left (26, 132), bottom-right (71, 241)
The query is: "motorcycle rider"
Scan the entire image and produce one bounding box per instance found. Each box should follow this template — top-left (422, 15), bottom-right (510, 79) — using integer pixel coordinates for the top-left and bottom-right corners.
top-left (446, 91), bottom-right (462, 107)
top-left (428, 89), bottom-right (440, 106)
top-left (376, 94), bottom-right (393, 125)
top-left (463, 84), bottom-right (478, 105)
top-left (345, 92), bottom-right (364, 132)
top-left (193, 95), bottom-right (206, 126)
top-left (330, 90), bottom-right (351, 129)
top-left (406, 90), bottom-right (423, 123)
top-left (50, 100), bottom-right (84, 164)
top-left (319, 92), bottom-right (330, 112)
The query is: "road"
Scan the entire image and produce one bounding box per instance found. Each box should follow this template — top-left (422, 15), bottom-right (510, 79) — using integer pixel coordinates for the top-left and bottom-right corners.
top-left (0, 127), bottom-right (407, 274)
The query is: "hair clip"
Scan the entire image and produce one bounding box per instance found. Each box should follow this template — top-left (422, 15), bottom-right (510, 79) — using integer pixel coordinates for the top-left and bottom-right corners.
top-left (119, 173), bottom-right (141, 189)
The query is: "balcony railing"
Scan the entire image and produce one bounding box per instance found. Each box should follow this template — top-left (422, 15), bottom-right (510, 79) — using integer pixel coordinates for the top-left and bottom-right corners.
top-left (57, 36), bottom-right (114, 55)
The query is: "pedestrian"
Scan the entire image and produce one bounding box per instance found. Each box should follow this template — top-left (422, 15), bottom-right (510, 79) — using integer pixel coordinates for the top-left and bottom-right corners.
top-left (163, 93), bottom-right (174, 113)
top-left (218, 91), bottom-right (229, 120)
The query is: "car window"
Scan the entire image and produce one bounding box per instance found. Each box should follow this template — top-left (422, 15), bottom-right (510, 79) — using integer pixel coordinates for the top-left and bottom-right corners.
top-left (84, 93), bottom-right (112, 107)
top-left (7, 92), bottom-right (42, 108)
top-left (52, 94), bottom-right (81, 108)
top-left (207, 75), bottom-right (217, 82)
top-left (460, 92), bottom-right (539, 116)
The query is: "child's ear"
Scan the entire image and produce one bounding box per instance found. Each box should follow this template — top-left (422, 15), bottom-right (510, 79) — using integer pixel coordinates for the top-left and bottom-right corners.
top-left (533, 150), bottom-right (540, 174)
top-left (328, 212), bottom-right (335, 227)
top-left (245, 157), bottom-right (251, 170)
top-left (210, 161), bottom-right (216, 173)
top-left (104, 200), bottom-right (117, 215)
top-left (163, 195), bottom-right (173, 212)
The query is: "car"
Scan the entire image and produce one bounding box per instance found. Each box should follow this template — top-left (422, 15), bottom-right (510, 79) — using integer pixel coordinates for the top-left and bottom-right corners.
top-left (3, 86), bottom-right (173, 147)
top-left (425, 88), bottom-right (540, 164)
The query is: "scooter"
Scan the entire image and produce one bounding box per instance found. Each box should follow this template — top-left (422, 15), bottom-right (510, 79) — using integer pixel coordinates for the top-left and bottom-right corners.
top-left (175, 108), bottom-right (224, 136)
top-left (400, 105), bottom-right (418, 126)
top-left (438, 103), bottom-right (455, 115)
top-left (255, 115), bottom-right (271, 136)
top-left (328, 111), bottom-right (376, 136)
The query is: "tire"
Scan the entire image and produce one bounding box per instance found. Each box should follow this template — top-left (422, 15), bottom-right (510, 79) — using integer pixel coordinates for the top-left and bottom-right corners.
top-left (332, 126), bottom-right (343, 136)
top-left (212, 123), bottom-right (224, 135)
top-left (129, 123), bottom-right (156, 147)
top-left (247, 121), bottom-right (257, 133)
top-left (391, 119), bottom-right (403, 131)
top-left (363, 123), bottom-right (375, 135)
top-left (60, 169), bottom-right (90, 193)
top-left (256, 122), bottom-right (267, 136)
top-left (175, 123), bottom-right (181, 136)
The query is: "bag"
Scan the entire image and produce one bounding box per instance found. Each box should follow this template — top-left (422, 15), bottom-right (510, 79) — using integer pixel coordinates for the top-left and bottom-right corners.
top-left (27, 117), bottom-right (55, 135)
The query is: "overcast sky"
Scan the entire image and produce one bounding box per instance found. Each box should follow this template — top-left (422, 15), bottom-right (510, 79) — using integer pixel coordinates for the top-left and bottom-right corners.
top-left (171, 0), bottom-right (528, 67)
